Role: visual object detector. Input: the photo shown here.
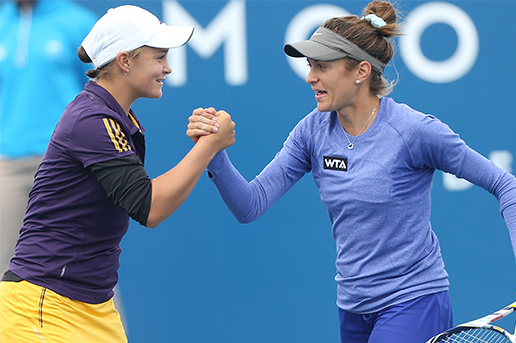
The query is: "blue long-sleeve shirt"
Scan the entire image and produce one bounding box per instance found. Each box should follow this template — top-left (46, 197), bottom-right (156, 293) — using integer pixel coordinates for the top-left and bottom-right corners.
top-left (207, 97), bottom-right (516, 313)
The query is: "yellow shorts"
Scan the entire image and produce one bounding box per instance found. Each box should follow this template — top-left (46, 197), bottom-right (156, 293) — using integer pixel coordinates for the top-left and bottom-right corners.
top-left (0, 280), bottom-right (127, 343)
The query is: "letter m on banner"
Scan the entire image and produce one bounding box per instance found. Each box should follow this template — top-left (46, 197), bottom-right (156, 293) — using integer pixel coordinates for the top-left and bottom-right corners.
top-left (163, 0), bottom-right (248, 86)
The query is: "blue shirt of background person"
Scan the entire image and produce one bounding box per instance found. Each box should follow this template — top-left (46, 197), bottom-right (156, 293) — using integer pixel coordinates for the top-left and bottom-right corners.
top-left (0, 0), bottom-right (97, 158)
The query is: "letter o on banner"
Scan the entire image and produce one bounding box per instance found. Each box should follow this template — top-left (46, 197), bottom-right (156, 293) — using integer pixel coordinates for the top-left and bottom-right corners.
top-left (400, 2), bottom-right (479, 84)
top-left (285, 5), bottom-right (349, 79)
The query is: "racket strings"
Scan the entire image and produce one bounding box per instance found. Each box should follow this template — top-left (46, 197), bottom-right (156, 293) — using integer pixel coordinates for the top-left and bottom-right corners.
top-left (440, 328), bottom-right (511, 343)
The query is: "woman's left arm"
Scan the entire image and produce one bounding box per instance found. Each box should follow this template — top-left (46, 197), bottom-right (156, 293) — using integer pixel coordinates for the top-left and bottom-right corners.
top-left (418, 117), bottom-right (516, 259)
top-left (453, 148), bottom-right (516, 258)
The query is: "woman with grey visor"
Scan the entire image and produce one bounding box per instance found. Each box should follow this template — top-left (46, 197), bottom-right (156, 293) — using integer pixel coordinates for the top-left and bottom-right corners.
top-left (186, 1), bottom-right (516, 342)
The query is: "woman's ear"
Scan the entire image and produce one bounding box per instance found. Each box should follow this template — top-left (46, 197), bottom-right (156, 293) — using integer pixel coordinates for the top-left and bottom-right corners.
top-left (356, 61), bottom-right (372, 83)
top-left (115, 51), bottom-right (131, 75)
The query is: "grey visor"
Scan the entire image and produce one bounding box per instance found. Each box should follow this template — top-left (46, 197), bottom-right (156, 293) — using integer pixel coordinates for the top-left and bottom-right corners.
top-left (284, 27), bottom-right (386, 75)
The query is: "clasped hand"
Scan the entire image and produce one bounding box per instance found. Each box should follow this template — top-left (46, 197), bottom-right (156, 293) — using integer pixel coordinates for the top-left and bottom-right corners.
top-left (187, 107), bottom-right (235, 152)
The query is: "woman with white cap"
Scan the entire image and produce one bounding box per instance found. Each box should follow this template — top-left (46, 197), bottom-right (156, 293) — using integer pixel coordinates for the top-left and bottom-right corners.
top-left (187, 1), bottom-right (516, 342)
top-left (0, 5), bottom-right (235, 342)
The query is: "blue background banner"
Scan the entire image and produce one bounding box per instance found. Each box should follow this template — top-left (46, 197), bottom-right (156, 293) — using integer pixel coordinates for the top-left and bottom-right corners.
top-left (78, 1), bottom-right (516, 341)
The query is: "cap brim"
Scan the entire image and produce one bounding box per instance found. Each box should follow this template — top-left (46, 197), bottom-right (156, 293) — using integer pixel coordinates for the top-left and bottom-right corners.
top-left (147, 25), bottom-right (195, 49)
top-left (284, 40), bottom-right (346, 61)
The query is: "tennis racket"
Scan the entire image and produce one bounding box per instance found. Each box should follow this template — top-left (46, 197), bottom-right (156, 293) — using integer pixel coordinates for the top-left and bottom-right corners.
top-left (426, 301), bottom-right (516, 342)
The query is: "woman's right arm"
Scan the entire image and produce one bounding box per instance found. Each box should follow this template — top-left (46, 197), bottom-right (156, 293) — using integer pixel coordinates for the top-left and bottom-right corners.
top-left (187, 108), bottom-right (310, 223)
top-left (86, 109), bottom-right (234, 228)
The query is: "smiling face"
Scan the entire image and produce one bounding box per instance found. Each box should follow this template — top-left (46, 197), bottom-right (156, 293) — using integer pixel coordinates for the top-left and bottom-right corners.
top-left (127, 46), bottom-right (171, 100)
top-left (305, 58), bottom-right (357, 114)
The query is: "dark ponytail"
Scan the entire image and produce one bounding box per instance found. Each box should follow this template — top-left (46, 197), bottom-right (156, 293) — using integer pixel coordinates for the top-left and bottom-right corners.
top-left (77, 46), bottom-right (101, 79)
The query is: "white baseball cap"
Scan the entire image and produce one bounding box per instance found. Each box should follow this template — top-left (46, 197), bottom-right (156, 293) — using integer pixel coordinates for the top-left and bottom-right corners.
top-left (82, 5), bottom-right (194, 69)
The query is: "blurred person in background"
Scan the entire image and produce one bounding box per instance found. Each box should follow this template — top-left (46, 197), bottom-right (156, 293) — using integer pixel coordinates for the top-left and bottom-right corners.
top-left (0, 0), bottom-right (96, 273)
top-left (0, 0), bottom-right (142, 337)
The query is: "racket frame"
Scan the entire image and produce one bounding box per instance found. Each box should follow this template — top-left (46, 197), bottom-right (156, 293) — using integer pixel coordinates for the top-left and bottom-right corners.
top-left (426, 301), bottom-right (516, 343)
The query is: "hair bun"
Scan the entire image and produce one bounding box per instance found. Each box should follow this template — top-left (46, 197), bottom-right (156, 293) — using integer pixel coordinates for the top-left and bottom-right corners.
top-left (363, 1), bottom-right (401, 38)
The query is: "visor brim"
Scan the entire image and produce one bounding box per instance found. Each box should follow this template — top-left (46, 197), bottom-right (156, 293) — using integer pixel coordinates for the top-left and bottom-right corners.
top-left (284, 41), bottom-right (347, 61)
top-left (147, 25), bottom-right (195, 49)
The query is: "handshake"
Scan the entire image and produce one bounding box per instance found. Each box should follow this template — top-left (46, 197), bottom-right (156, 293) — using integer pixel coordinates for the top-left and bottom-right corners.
top-left (186, 107), bottom-right (236, 152)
